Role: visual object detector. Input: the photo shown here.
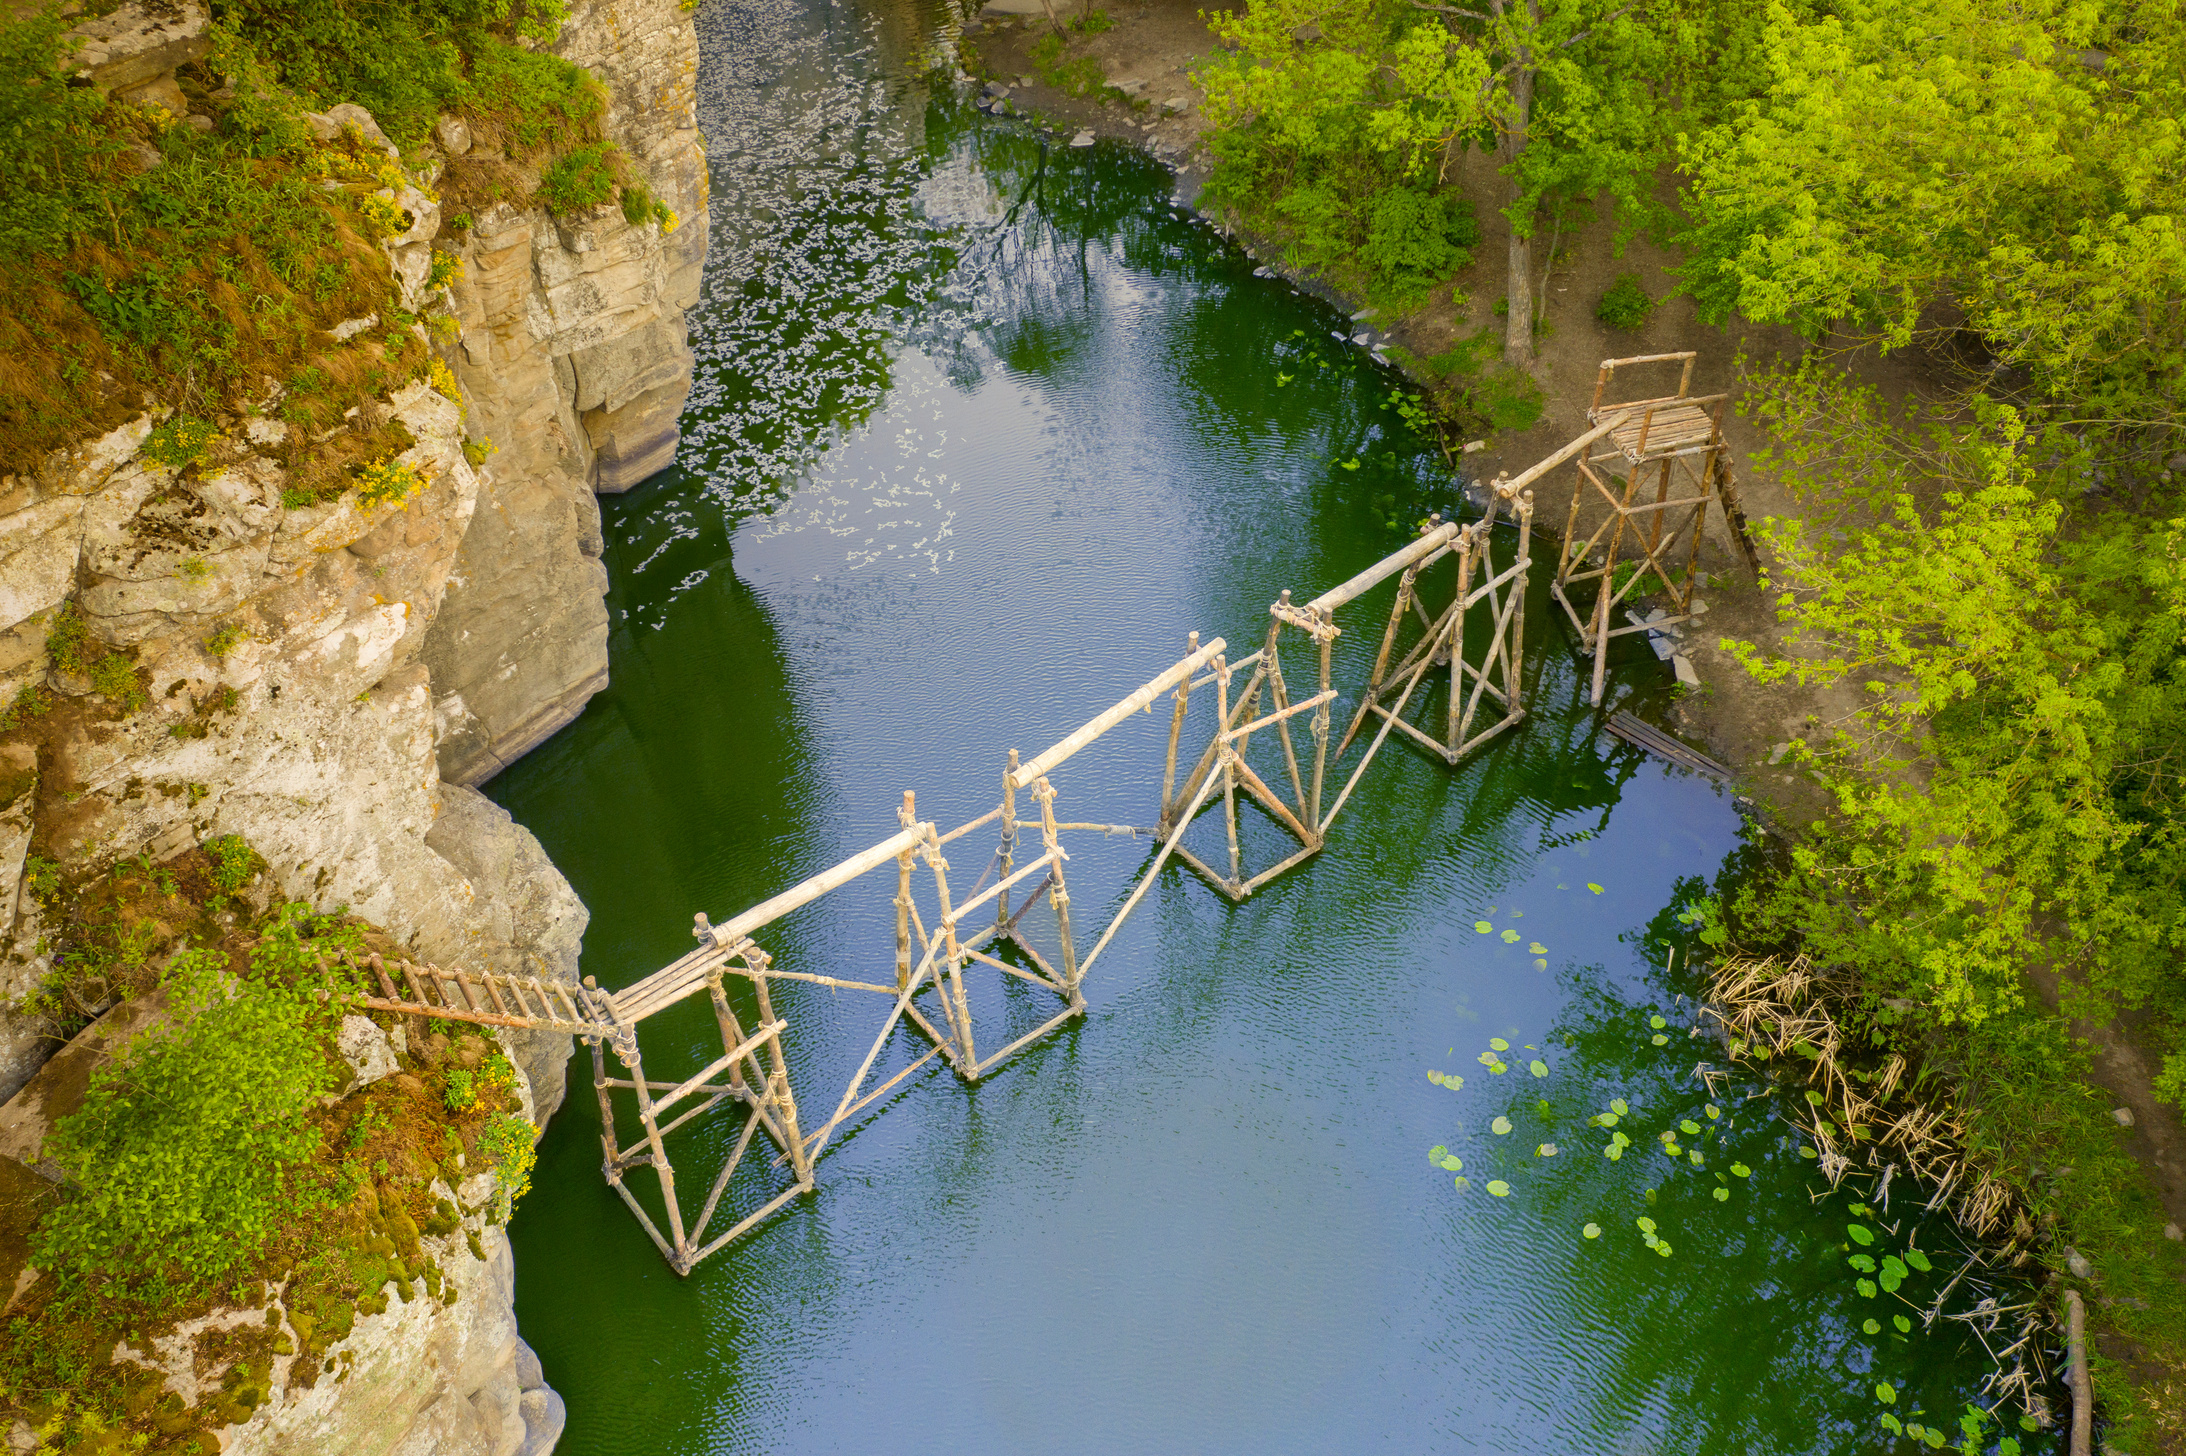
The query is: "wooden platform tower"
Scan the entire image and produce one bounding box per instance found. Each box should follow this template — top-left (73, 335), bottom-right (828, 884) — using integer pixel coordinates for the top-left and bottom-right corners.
top-left (1549, 352), bottom-right (1750, 704)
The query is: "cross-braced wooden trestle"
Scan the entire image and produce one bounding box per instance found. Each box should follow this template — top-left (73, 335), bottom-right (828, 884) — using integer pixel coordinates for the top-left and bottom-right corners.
top-left (352, 368), bottom-right (1734, 1273)
top-left (1548, 351), bottom-right (1757, 705)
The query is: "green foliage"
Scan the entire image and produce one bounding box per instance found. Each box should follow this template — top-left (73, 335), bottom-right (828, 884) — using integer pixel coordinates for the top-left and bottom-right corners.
top-left (203, 835), bottom-right (263, 895)
top-left (220, 0), bottom-right (575, 149)
top-left (1070, 8), bottom-right (1112, 33)
top-left (472, 1111), bottom-right (535, 1217)
top-left (0, 685), bottom-right (52, 733)
top-left (442, 1055), bottom-right (515, 1115)
top-left (1201, 0), bottom-right (1692, 333)
top-left (1596, 272), bottom-right (1653, 330)
top-left (205, 622), bottom-right (247, 658)
top-left (1358, 186), bottom-right (1478, 309)
top-left (461, 35), bottom-right (604, 150)
top-left (535, 140), bottom-right (619, 214)
top-left (45, 604), bottom-right (145, 714)
top-left (0, 9), bottom-right (123, 260)
top-left (142, 415), bottom-right (222, 470)
top-left (1724, 358), bottom-right (2186, 1028)
top-left (20, 855), bottom-right (62, 907)
top-left (1677, 0), bottom-right (2186, 433)
top-left (1030, 32), bottom-right (1105, 98)
top-left (36, 904), bottom-right (362, 1293)
top-left (352, 455), bottom-right (426, 507)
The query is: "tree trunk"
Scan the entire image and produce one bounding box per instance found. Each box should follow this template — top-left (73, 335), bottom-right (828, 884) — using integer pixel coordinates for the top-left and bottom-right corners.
top-left (1502, 65), bottom-right (1536, 368)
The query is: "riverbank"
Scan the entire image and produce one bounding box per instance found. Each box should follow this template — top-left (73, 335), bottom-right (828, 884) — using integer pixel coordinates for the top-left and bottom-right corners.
top-left (960, 2), bottom-right (2186, 1445)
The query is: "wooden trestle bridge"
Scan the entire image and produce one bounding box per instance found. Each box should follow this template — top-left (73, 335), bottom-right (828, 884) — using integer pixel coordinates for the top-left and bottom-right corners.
top-left (357, 353), bottom-right (1752, 1274)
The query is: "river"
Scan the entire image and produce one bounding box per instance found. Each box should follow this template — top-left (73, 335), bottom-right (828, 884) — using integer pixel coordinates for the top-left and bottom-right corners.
top-left (485, 0), bottom-right (2055, 1450)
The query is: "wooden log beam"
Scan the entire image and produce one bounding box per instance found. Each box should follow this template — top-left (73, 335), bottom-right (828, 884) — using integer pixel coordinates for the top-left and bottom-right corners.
top-left (1008, 636), bottom-right (1227, 790)
top-left (1305, 521), bottom-right (1460, 614)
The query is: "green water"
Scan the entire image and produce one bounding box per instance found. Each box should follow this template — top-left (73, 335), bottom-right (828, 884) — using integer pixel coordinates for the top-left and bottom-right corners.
top-left (483, 1), bottom-right (2059, 1450)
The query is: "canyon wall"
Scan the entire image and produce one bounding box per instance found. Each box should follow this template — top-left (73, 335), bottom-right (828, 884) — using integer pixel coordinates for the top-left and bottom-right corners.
top-left (423, 0), bottom-right (709, 785)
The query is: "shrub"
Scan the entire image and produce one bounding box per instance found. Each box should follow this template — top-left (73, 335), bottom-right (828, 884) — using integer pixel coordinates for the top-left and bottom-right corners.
top-left (0, 685), bottom-right (51, 732)
top-left (1359, 186), bottom-right (1478, 310)
top-left (358, 193), bottom-right (408, 236)
top-left (426, 355), bottom-right (461, 402)
top-left (46, 604), bottom-right (147, 714)
top-left (426, 251), bottom-right (462, 292)
top-left (1597, 272), bottom-right (1654, 331)
top-left (353, 455), bottom-right (426, 508)
top-left (35, 908), bottom-right (359, 1293)
top-left (142, 415), bottom-right (221, 470)
top-left (536, 141), bottom-right (619, 214)
top-left (462, 436), bottom-right (496, 466)
top-left (443, 1054), bottom-right (516, 1114)
top-left (203, 834), bottom-right (262, 894)
top-left (473, 1111), bottom-right (536, 1218)
top-left (205, 622), bottom-right (247, 658)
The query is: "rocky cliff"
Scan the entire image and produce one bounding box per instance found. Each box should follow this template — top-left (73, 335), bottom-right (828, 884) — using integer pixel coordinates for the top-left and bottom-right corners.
top-left (0, 0), bottom-right (711, 1443)
top-left (424, 0), bottom-right (709, 785)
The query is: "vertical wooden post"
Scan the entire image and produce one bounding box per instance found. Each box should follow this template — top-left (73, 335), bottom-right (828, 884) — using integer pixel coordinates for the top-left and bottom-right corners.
top-left (1508, 490), bottom-right (1534, 714)
top-left (1590, 464), bottom-right (1641, 706)
top-left (998, 751), bottom-right (1019, 928)
top-left (589, 1017), bottom-right (620, 1181)
top-left (1033, 776), bottom-right (1082, 1008)
top-left (1309, 610), bottom-right (1333, 837)
top-left (1159, 631), bottom-right (1197, 831)
top-left (894, 790), bottom-right (916, 994)
top-left (746, 955), bottom-right (812, 1185)
top-left (923, 827), bottom-right (977, 1076)
top-left (618, 1024), bottom-right (687, 1258)
top-left (1217, 656), bottom-right (1242, 893)
top-left (1261, 594), bottom-right (1306, 814)
top-left (1446, 523), bottom-right (1479, 756)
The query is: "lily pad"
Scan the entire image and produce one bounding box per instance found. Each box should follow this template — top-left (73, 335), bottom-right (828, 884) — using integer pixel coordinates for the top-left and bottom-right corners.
top-left (1704, 1104), bottom-right (1721, 1120)
top-left (1587, 883), bottom-right (1604, 894)
top-left (1893, 1314), bottom-right (1912, 1333)
top-left (1528, 942), bottom-right (1547, 954)
top-left (1636, 1216), bottom-right (1656, 1234)
top-left (1904, 1248), bottom-right (1932, 1272)
top-left (1679, 1119), bottom-right (1702, 1136)
top-left (1474, 921), bottom-right (1493, 933)
top-left (1610, 1099), bottom-right (1628, 1116)
top-left (1650, 1016), bottom-right (1668, 1030)
top-left (1533, 958), bottom-right (1548, 970)
top-left (1427, 1144), bottom-right (1448, 1164)
top-left (1491, 1116), bottom-right (1513, 1135)
top-left (1537, 1143), bottom-right (1558, 1157)
top-left (1875, 1382), bottom-right (1897, 1406)
top-left (1428, 1070), bottom-right (1445, 1085)
top-left (1499, 929), bottom-right (1519, 943)
top-left (1529, 1060), bottom-right (1549, 1077)
top-left (1439, 1155), bottom-right (1463, 1172)
top-left (1730, 1162), bottom-right (1751, 1177)
top-left (1489, 1038), bottom-right (1509, 1051)
top-left (1582, 1223), bottom-right (1601, 1239)
top-left (1862, 1318), bottom-right (1881, 1335)
top-left (1454, 1176), bottom-right (1470, 1190)
top-left (1847, 1223), bottom-right (1875, 1246)
top-left (1604, 1144), bottom-right (1624, 1161)
top-left (1651, 1034), bottom-right (1669, 1046)
top-left (1712, 1186), bottom-right (1729, 1202)
top-left (1856, 1278), bottom-right (1878, 1298)
top-left (1848, 1253), bottom-right (1876, 1273)
top-left (1486, 1180), bottom-right (1510, 1197)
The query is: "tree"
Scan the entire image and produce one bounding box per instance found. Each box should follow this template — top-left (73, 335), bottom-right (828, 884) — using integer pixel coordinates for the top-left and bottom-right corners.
top-left (1678, 0), bottom-right (2186, 438)
top-left (1202, 0), bottom-right (1686, 366)
top-left (1380, 0), bottom-right (1676, 364)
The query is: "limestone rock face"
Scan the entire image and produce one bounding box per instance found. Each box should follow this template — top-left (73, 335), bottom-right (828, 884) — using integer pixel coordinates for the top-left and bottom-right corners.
top-left (421, 0), bottom-right (708, 785)
top-left (424, 786), bottom-right (586, 1121)
top-left (0, 383), bottom-right (576, 1112)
